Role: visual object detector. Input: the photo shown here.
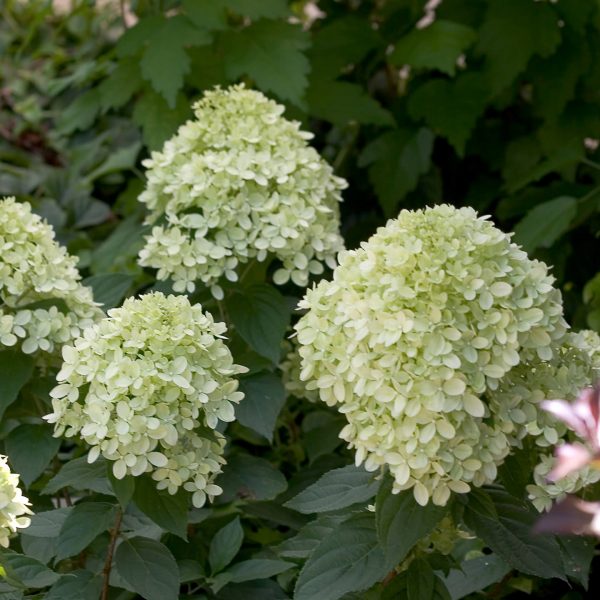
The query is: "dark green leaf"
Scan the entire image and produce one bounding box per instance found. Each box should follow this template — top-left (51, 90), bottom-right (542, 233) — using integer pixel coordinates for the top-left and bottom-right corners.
top-left (391, 20), bottom-right (476, 76)
top-left (108, 469), bottom-right (135, 509)
top-left (406, 559), bottom-right (451, 600)
top-left (83, 273), bottom-right (133, 309)
top-left (217, 579), bottom-right (287, 600)
top-left (19, 535), bottom-right (56, 565)
top-left (44, 570), bottom-right (102, 600)
top-left (359, 128), bottom-right (434, 216)
top-left (133, 477), bottom-right (188, 540)
top-left (5, 424), bottom-right (60, 486)
top-left (216, 454), bottom-right (287, 502)
top-left (115, 537), bottom-right (179, 600)
top-left (558, 536), bottom-right (594, 589)
top-left (302, 412), bottom-right (345, 464)
top-left (183, 0), bottom-right (227, 31)
top-left (375, 476), bottom-right (447, 569)
top-left (56, 502), bottom-right (116, 561)
top-left (221, 21), bottom-right (310, 107)
top-left (513, 196), bottom-right (577, 252)
top-left (477, 0), bottom-right (561, 92)
top-left (140, 16), bottom-right (210, 108)
top-left (408, 73), bottom-right (488, 155)
top-left (99, 59), bottom-right (143, 111)
top-left (226, 559), bottom-right (294, 583)
top-left (209, 517), bottom-right (244, 574)
top-left (224, 0), bottom-right (288, 19)
top-left (307, 79), bottom-right (393, 126)
top-left (285, 465), bottom-right (379, 514)
top-left (277, 515), bottom-right (344, 560)
top-left (85, 142), bottom-right (142, 182)
top-left (43, 456), bottom-right (113, 496)
top-left (24, 508), bottom-right (72, 538)
top-left (0, 350), bottom-right (34, 421)
top-left (116, 15), bottom-right (163, 57)
top-left (463, 486), bottom-right (565, 579)
top-left (228, 284), bottom-right (290, 364)
top-left (294, 512), bottom-right (388, 600)
top-left (236, 372), bottom-right (286, 442)
top-left (1, 553), bottom-right (59, 588)
top-left (441, 554), bottom-right (510, 600)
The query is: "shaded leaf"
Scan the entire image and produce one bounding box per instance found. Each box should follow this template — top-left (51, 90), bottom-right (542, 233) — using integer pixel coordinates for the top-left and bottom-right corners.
top-left (83, 273), bottom-right (133, 310)
top-left (441, 554), bottom-right (510, 600)
top-left (43, 456), bottom-right (113, 496)
top-left (44, 570), bottom-right (102, 600)
top-left (1, 553), bottom-right (59, 588)
top-left (226, 559), bottom-right (294, 583)
top-left (0, 350), bottom-right (34, 421)
top-left (209, 517), bottom-right (244, 574)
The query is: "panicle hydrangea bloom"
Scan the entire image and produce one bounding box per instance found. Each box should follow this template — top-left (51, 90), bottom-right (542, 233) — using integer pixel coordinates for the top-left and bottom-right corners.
top-left (137, 84), bottom-right (346, 298)
top-left (280, 338), bottom-right (320, 403)
top-left (45, 292), bottom-right (247, 507)
top-left (527, 452), bottom-right (600, 512)
top-left (0, 197), bottom-right (102, 357)
top-left (295, 204), bottom-right (567, 506)
top-left (0, 455), bottom-right (32, 548)
top-left (487, 330), bottom-right (600, 448)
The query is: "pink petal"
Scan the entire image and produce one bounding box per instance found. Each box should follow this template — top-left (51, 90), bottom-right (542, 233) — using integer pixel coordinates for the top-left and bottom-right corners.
top-left (535, 495), bottom-right (600, 537)
top-left (547, 443), bottom-right (592, 481)
top-left (541, 399), bottom-right (591, 440)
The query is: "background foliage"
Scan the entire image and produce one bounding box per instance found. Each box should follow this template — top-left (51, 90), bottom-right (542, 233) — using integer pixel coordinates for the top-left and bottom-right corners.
top-left (0, 0), bottom-right (600, 599)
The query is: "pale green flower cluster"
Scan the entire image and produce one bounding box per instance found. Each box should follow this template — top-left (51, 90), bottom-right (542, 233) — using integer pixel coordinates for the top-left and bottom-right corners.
top-left (0, 455), bottom-right (32, 548)
top-left (280, 338), bottom-right (319, 403)
top-left (137, 84), bottom-right (346, 298)
top-left (0, 197), bottom-right (102, 357)
top-left (527, 453), bottom-right (600, 512)
top-left (487, 329), bottom-right (600, 448)
top-left (295, 205), bottom-right (567, 506)
top-left (45, 292), bottom-right (247, 507)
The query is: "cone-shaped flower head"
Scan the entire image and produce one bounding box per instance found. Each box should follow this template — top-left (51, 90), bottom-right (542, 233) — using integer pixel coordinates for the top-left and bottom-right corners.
top-left (45, 292), bottom-right (248, 507)
top-left (137, 84), bottom-right (346, 298)
top-left (294, 204), bottom-right (567, 506)
top-left (0, 455), bottom-right (32, 548)
top-left (0, 197), bottom-right (102, 356)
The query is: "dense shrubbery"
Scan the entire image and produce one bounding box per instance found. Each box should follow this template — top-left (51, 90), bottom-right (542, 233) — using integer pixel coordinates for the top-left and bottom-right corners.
top-left (1, 1), bottom-right (600, 599)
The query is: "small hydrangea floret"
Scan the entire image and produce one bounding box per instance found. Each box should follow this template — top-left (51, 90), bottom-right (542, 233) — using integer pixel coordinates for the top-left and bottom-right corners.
top-left (137, 84), bottom-right (346, 298)
top-left (45, 292), bottom-right (247, 507)
top-left (295, 205), bottom-right (567, 506)
top-left (0, 197), bottom-right (101, 357)
top-left (0, 455), bottom-right (32, 548)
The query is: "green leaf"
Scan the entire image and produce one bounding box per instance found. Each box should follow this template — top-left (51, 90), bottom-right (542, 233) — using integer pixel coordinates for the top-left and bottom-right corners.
top-left (25, 508), bottom-right (72, 538)
top-left (140, 15), bottom-right (210, 108)
top-left (221, 21), bottom-right (310, 107)
top-left (133, 477), bottom-right (188, 540)
top-left (302, 412), bottom-right (345, 464)
top-left (216, 453), bottom-right (287, 502)
top-left (43, 456), bottom-right (113, 496)
top-left (236, 372), bottom-right (286, 442)
top-left (375, 475), bottom-right (447, 569)
top-left (227, 284), bottom-right (290, 364)
top-left (115, 537), bottom-right (179, 600)
top-left (85, 142), bottom-right (142, 182)
top-left (477, 0), bottom-right (561, 92)
top-left (307, 78), bottom-right (393, 126)
top-left (0, 350), bottom-right (34, 420)
top-left (56, 502), bottom-right (116, 561)
top-left (359, 128), bottom-right (434, 216)
top-left (226, 559), bottom-right (294, 583)
top-left (285, 465), bottom-right (380, 514)
top-left (19, 535), bottom-right (56, 565)
top-left (108, 469), bottom-right (135, 509)
top-left (309, 16), bottom-right (381, 78)
top-left (558, 536), bottom-right (595, 589)
top-left (56, 89), bottom-right (101, 135)
top-left (116, 15), bottom-right (163, 57)
top-left (1, 553), bottom-right (59, 588)
top-left (277, 515), bottom-right (343, 560)
top-left (408, 73), bottom-right (488, 155)
top-left (441, 554), bottom-right (510, 600)
top-left (294, 512), bottom-right (389, 600)
top-left (133, 89), bottom-right (192, 150)
top-left (98, 59), bottom-right (143, 111)
top-left (390, 20), bottom-right (476, 76)
top-left (209, 517), bottom-right (244, 574)
top-left (513, 196), bottom-right (577, 253)
top-left (183, 0), bottom-right (227, 31)
top-left (5, 424), bottom-right (60, 486)
top-left (44, 570), bottom-right (102, 600)
top-left (83, 273), bottom-right (133, 310)
top-left (463, 486), bottom-right (565, 579)
top-left (406, 559), bottom-right (451, 600)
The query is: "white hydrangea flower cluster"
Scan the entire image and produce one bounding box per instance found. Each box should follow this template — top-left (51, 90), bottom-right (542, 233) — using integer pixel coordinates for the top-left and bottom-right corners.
top-left (137, 84), bottom-right (346, 298)
top-left (527, 453), bottom-right (600, 512)
top-left (487, 330), bottom-right (600, 448)
top-left (280, 338), bottom-right (319, 403)
top-left (0, 197), bottom-right (102, 357)
top-left (0, 455), bottom-right (32, 548)
top-left (294, 204), bottom-right (568, 506)
top-left (45, 292), bottom-right (247, 507)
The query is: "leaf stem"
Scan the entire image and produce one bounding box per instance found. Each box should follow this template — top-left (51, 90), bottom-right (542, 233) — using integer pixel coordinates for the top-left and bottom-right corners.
top-left (101, 507), bottom-right (123, 600)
